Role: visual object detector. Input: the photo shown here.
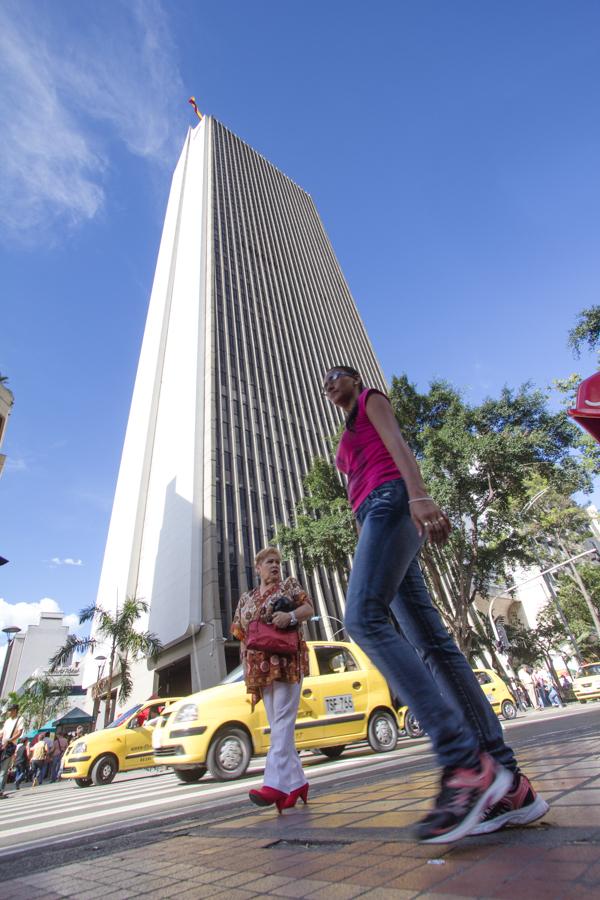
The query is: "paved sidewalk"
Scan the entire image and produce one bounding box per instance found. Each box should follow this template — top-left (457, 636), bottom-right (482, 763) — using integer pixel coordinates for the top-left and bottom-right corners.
top-left (2, 713), bottom-right (600, 899)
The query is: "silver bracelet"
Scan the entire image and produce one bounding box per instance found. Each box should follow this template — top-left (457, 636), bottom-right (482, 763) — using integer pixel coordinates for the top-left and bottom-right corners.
top-left (408, 497), bottom-right (433, 505)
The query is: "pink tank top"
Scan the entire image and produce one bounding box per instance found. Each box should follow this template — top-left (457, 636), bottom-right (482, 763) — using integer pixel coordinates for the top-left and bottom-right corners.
top-left (335, 388), bottom-right (403, 513)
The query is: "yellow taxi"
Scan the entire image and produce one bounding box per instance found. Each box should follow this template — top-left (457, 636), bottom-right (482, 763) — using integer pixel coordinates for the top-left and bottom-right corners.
top-left (474, 669), bottom-right (518, 719)
top-left (153, 641), bottom-right (401, 782)
top-left (61, 698), bottom-right (179, 787)
top-left (573, 662), bottom-right (600, 702)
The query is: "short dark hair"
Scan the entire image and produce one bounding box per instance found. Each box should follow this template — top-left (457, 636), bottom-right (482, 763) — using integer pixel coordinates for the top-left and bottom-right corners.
top-left (9, 703), bottom-right (19, 712)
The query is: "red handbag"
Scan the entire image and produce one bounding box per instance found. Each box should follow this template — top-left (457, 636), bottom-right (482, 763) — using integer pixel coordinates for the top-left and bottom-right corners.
top-left (246, 620), bottom-right (299, 655)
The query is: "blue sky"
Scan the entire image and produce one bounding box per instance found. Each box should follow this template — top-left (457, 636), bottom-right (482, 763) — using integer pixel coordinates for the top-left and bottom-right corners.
top-left (1, 0), bottom-right (599, 649)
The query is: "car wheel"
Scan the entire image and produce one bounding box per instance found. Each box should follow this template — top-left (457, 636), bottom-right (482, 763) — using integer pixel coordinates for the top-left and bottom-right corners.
top-left (90, 754), bottom-right (118, 786)
top-left (74, 777), bottom-right (93, 788)
top-left (206, 727), bottom-right (252, 781)
top-left (404, 710), bottom-right (425, 738)
top-left (368, 710), bottom-right (398, 752)
top-left (501, 700), bottom-right (517, 720)
top-left (319, 745), bottom-right (346, 760)
top-left (173, 766), bottom-right (207, 783)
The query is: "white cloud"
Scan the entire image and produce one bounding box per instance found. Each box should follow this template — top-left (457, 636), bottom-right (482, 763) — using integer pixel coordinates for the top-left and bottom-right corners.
top-left (0, 596), bottom-right (77, 634)
top-left (0, 0), bottom-right (185, 242)
top-left (50, 557), bottom-right (83, 567)
top-left (0, 598), bottom-right (84, 678)
top-left (63, 613), bottom-right (80, 630)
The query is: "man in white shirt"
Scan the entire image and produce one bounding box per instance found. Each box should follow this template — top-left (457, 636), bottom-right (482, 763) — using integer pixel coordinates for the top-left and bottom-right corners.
top-left (0, 704), bottom-right (25, 797)
top-left (518, 667), bottom-right (541, 711)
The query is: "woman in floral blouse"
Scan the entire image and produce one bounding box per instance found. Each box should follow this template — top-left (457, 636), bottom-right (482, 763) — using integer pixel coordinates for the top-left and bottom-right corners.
top-left (231, 547), bottom-right (313, 812)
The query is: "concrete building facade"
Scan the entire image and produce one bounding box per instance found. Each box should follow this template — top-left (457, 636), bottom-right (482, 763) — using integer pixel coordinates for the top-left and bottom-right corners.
top-left (0, 610), bottom-right (69, 696)
top-left (87, 117), bottom-right (386, 703)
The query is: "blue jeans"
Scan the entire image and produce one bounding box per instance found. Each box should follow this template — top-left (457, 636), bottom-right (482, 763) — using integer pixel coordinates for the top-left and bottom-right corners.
top-left (15, 762), bottom-right (28, 787)
top-left (345, 478), bottom-right (517, 772)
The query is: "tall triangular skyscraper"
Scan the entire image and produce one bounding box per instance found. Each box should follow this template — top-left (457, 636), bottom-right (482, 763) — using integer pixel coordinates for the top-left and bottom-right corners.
top-left (87, 117), bottom-right (387, 701)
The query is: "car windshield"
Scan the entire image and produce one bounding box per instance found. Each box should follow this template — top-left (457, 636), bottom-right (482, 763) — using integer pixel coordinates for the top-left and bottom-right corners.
top-left (220, 664), bottom-right (244, 684)
top-left (576, 664), bottom-right (600, 678)
top-left (106, 704), bottom-right (142, 729)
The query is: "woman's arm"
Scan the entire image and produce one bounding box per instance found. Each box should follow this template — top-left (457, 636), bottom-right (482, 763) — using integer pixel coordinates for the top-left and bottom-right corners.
top-left (272, 603), bottom-right (313, 629)
top-left (365, 392), bottom-right (451, 544)
top-left (271, 579), bottom-right (314, 628)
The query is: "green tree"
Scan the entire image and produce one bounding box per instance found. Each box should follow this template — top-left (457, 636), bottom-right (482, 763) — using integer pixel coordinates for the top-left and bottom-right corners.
top-left (507, 607), bottom-right (566, 694)
top-left (1, 675), bottom-right (72, 730)
top-left (568, 305), bottom-right (600, 359)
top-left (555, 565), bottom-right (600, 659)
top-left (389, 376), bottom-right (592, 653)
top-left (521, 477), bottom-right (600, 644)
top-left (274, 458), bottom-right (356, 587)
top-left (49, 597), bottom-right (162, 726)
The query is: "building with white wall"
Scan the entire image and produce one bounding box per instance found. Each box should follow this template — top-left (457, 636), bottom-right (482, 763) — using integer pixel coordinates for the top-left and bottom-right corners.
top-left (0, 610), bottom-right (70, 696)
top-left (88, 116), bottom-right (387, 705)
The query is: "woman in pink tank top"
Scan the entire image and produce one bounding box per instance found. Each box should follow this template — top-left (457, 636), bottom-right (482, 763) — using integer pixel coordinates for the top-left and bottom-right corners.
top-left (321, 365), bottom-right (546, 844)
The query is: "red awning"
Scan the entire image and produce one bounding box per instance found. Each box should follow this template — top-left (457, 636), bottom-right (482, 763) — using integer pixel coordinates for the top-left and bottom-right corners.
top-left (569, 371), bottom-right (600, 443)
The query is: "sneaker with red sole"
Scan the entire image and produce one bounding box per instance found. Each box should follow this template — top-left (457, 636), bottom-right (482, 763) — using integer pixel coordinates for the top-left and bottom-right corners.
top-left (469, 773), bottom-right (549, 835)
top-left (417, 752), bottom-right (512, 844)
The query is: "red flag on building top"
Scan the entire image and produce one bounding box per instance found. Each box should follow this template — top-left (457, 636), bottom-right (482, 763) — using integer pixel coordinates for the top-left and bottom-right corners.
top-left (188, 97), bottom-right (203, 121)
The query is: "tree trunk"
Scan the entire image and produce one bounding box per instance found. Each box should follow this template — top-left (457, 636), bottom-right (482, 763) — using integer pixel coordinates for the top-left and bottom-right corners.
top-left (104, 637), bottom-right (117, 727)
top-left (543, 652), bottom-right (564, 703)
top-left (566, 560), bottom-right (600, 641)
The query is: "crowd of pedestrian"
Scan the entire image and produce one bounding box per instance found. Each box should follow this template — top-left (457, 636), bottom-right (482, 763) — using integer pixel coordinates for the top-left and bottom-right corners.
top-left (0, 710), bottom-right (87, 797)
top-left (516, 666), bottom-right (570, 710)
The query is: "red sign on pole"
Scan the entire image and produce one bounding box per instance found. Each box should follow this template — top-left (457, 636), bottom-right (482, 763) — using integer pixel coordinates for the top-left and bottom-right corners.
top-left (569, 372), bottom-right (600, 443)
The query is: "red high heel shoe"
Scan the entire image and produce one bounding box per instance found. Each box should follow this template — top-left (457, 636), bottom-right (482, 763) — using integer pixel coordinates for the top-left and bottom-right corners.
top-left (281, 783), bottom-right (309, 809)
top-left (249, 786), bottom-right (288, 814)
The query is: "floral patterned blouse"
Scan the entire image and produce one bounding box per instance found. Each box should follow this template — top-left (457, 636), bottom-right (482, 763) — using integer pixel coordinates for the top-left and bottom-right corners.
top-left (231, 576), bottom-right (313, 706)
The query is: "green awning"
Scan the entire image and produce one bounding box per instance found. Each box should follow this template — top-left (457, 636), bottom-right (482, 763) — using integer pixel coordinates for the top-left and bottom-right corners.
top-left (40, 707), bottom-right (95, 730)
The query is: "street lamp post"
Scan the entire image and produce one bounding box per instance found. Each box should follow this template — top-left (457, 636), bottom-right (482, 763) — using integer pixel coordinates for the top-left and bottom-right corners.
top-left (94, 655), bottom-right (107, 680)
top-left (93, 655), bottom-right (107, 730)
top-left (0, 626), bottom-right (21, 697)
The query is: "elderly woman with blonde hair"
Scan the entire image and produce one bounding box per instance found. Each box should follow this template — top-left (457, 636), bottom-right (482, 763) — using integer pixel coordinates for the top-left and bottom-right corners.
top-left (231, 547), bottom-right (314, 812)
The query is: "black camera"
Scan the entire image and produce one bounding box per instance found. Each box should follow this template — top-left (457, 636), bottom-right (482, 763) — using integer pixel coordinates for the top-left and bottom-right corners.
top-left (269, 595), bottom-right (296, 628)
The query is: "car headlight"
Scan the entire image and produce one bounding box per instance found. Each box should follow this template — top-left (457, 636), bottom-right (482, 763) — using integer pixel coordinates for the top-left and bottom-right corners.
top-left (73, 741), bottom-right (87, 753)
top-left (173, 703), bottom-right (199, 723)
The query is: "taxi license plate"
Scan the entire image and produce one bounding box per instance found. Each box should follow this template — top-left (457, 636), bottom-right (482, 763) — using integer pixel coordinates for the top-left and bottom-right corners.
top-left (325, 694), bottom-right (354, 715)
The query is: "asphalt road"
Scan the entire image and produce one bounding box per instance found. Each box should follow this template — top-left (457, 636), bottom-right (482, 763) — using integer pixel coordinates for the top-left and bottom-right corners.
top-left (1, 704), bottom-right (597, 860)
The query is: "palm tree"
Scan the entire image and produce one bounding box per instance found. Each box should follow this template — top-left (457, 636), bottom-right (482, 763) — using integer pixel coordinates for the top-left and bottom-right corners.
top-left (1, 677), bottom-right (72, 730)
top-left (25, 675), bottom-right (72, 729)
top-left (49, 597), bottom-right (162, 726)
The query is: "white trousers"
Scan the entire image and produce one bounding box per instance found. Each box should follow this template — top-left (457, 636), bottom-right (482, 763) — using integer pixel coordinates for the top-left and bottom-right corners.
top-left (262, 680), bottom-right (306, 793)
